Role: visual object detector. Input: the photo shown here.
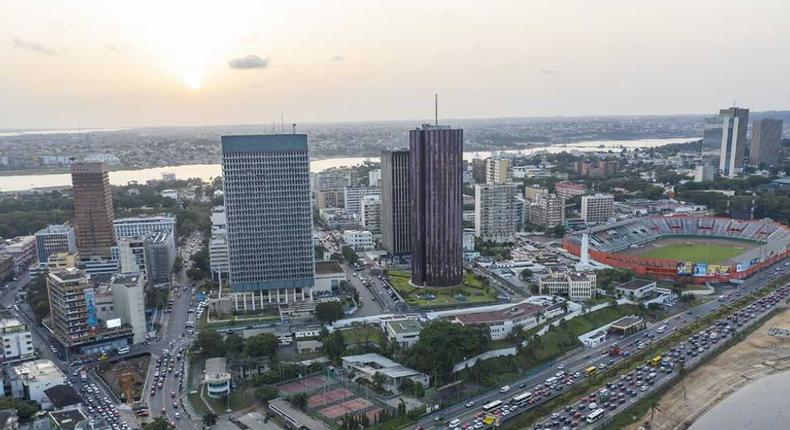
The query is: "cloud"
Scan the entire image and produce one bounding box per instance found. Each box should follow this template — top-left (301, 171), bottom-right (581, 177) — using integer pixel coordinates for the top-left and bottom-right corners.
top-left (331, 55), bottom-right (343, 62)
top-left (12, 38), bottom-right (56, 55)
top-left (540, 69), bottom-right (559, 75)
top-left (228, 55), bottom-right (269, 69)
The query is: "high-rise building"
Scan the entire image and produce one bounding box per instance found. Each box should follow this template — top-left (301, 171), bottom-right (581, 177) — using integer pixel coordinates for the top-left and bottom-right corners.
top-left (581, 194), bottom-right (614, 224)
top-left (113, 216), bottom-right (176, 242)
top-left (110, 273), bottom-right (146, 345)
top-left (144, 231), bottom-right (175, 284)
top-left (529, 193), bottom-right (565, 228)
top-left (208, 206), bottom-right (230, 279)
top-left (718, 107), bottom-right (749, 178)
top-left (221, 134), bottom-right (315, 301)
top-left (410, 125), bottom-right (463, 287)
top-left (474, 183), bottom-right (519, 243)
top-left (381, 150), bottom-right (411, 256)
top-left (702, 116), bottom-right (723, 151)
top-left (71, 162), bottom-right (115, 257)
top-left (312, 169), bottom-right (356, 192)
top-left (368, 169), bottom-right (382, 187)
top-left (750, 119), bottom-right (783, 166)
top-left (343, 186), bottom-right (380, 216)
top-left (117, 237), bottom-right (146, 276)
top-left (360, 195), bottom-right (382, 234)
top-left (485, 158), bottom-right (511, 184)
top-left (554, 182), bottom-right (587, 200)
top-left (34, 224), bottom-right (76, 265)
top-left (694, 165), bottom-right (716, 182)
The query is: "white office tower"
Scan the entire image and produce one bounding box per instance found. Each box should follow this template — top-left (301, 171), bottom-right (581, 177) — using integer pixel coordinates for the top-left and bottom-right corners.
top-left (111, 273), bottom-right (146, 344)
top-left (368, 169), bottom-right (382, 187)
top-left (221, 135), bottom-right (315, 304)
top-left (344, 186), bottom-right (381, 215)
top-left (360, 195), bottom-right (382, 234)
top-left (718, 107), bottom-right (749, 178)
top-left (474, 183), bottom-right (519, 243)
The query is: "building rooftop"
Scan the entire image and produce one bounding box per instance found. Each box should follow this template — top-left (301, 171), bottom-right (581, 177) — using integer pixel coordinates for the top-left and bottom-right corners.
top-left (315, 260), bottom-right (344, 275)
top-left (616, 279), bottom-right (656, 291)
top-left (385, 319), bottom-right (422, 334)
top-left (36, 224), bottom-right (73, 235)
top-left (610, 315), bottom-right (644, 329)
top-left (48, 409), bottom-right (87, 430)
top-left (204, 357), bottom-right (231, 383)
top-left (111, 273), bottom-right (144, 286)
top-left (49, 267), bottom-right (88, 282)
top-left (0, 317), bottom-right (25, 332)
top-left (12, 359), bottom-right (64, 383)
top-left (44, 384), bottom-right (82, 409)
top-left (454, 302), bottom-right (543, 326)
top-left (342, 353), bottom-right (427, 379)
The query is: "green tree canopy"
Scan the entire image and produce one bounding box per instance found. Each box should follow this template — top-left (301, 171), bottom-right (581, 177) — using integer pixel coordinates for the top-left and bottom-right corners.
top-left (245, 333), bottom-right (279, 359)
top-left (197, 330), bottom-right (226, 357)
top-left (315, 301), bottom-right (345, 324)
top-left (404, 320), bottom-right (491, 385)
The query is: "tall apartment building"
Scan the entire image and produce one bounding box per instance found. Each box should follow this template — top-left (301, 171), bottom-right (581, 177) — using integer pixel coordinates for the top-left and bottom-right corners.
top-left (554, 182), bottom-right (587, 200)
top-left (360, 195), bottom-right (382, 234)
top-left (144, 231), bottom-right (175, 284)
top-left (410, 125), bottom-right (463, 287)
top-left (474, 183), bottom-right (519, 243)
top-left (485, 158), bottom-right (511, 184)
top-left (110, 274), bottom-right (146, 344)
top-left (1, 317), bottom-right (34, 362)
top-left (1, 236), bottom-right (37, 271)
top-left (581, 194), bottom-right (614, 224)
top-left (221, 134), bottom-right (315, 301)
top-left (694, 165), bottom-right (716, 182)
top-left (718, 107), bottom-right (749, 178)
top-left (113, 216), bottom-right (176, 242)
top-left (529, 193), bottom-right (565, 228)
top-left (35, 224), bottom-right (76, 265)
top-left (381, 150), bottom-right (411, 256)
top-left (343, 186), bottom-right (381, 216)
top-left (71, 162), bottom-right (115, 257)
top-left (312, 169), bottom-right (356, 192)
top-left (117, 237), bottom-right (146, 275)
top-left (368, 169), bottom-right (381, 187)
top-left (208, 206), bottom-right (230, 279)
top-left (750, 119), bottom-right (783, 166)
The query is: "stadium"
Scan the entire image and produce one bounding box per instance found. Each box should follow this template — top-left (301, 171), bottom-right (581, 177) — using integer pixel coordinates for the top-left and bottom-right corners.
top-left (564, 216), bottom-right (790, 282)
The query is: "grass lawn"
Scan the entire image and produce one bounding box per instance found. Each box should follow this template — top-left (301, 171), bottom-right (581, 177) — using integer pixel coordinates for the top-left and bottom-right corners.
top-left (639, 242), bottom-right (746, 264)
top-left (188, 390), bottom-right (212, 415)
top-left (341, 325), bottom-right (385, 345)
top-left (682, 284), bottom-right (711, 291)
top-left (386, 270), bottom-right (498, 308)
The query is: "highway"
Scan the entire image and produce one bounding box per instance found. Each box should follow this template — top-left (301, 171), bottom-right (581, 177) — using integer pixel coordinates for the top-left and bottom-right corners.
top-left (414, 259), bottom-right (790, 430)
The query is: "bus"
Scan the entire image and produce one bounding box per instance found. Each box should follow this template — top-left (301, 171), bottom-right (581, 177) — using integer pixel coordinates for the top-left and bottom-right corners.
top-left (482, 400), bottom-right (504, 412)
top-left (511, 392), bottom-right (532, 405)
top-left (586, 408), bottom-right (605, 424)
top-left (585, 366), bottom-right (598, 376)
top-left (650, 355), bottom-right (662, 366)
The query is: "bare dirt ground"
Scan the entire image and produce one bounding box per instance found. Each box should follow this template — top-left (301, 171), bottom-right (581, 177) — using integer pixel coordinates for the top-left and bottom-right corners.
top-left (625, 306), bottom-right (790, 430)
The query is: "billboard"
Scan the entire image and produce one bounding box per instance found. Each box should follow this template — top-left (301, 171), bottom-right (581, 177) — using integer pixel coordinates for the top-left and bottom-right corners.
top-left (106, 318), bottom-right (122, 329)
top-left (84, 288), bottom-right (97, 329)
top-left (676, 261), bottom-right (693, 275)
top-left (693, 263), bottom-right (708, 277)
top-left (707, 265), bottom-right (730, 276)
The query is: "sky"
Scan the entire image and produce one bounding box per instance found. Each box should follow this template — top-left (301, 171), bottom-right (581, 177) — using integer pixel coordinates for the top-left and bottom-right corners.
top-left (2, 0), bottom-right (789, 129)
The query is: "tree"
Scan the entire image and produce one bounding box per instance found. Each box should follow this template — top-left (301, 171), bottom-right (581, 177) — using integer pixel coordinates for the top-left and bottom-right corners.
top-left (254, 385), bottom-right (279, 402)
top-left (202, 412), bottom-right (218, 427)
top-left (224, 333), bottom-right (245, 356)
top-left (341, 246), bottom-right (359, 264)
top-left (372, 372), bottom-right (387, 390)
top-left (551, 224), bottom-right (566, 238)
top-left (245, 333), bottom-right (279, 359)
top-left (197, 330), bottom-right (226, 357)
top-left (0, 397), bottom-right (40, 421)
top-left (288, 392), bottom-right (308, 410)
top-left (322, 330), bottom-right (346, 361)
top-left (143, 417), bottom-right (170, 430)
top-left (519, 269), bottom-right (533, 283)
top-left (315, 301), bottom-right (345, 324)
top-left (404, 320), bottom-right (490, 385)
top-left (172, 255), bottom-right (184, 274)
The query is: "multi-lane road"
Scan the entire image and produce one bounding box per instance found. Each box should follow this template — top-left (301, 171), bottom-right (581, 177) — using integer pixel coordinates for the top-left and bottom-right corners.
top-left (414, 259), bottom-right (790, 430)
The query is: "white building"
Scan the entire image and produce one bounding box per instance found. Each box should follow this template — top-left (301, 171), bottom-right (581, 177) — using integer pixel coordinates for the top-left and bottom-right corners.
top-left (35, 224), bottom-right (76, 265)
top-left (463, 229), bottom-right (476, 252)
top-left (360, 195), bottom-right (382, 234)
top-left (209, 206), bottom-right (230, 278)
top-left (113, 216), bottom-right (177, 241)
top-left (161, 189), bottom-right (178, 200)
top-left (341, 353), bottom-right (429, 393)
top-left (538, 270), bottom-right (597, 301)
top-left (111, 274), bottom-right (147, 344)
top-left (615, 279), bottom-right (657, 300)
top-left (452, 301), bottom-right (548, 340)
top-left (342, 230), bottom-right (374, 251)
top-left (581, 194), bottom-right (614, 224)
top-left (8, 360), bottom-right (66, 403)
top-left (368, 169), bottom-right (381, 187)
top-left (383, 318), bottom-right (422, 348)
top-left (474, 183), bottom-right (519, 243)
top-left (313, 261), bottom-right (347, 294)
top-left (694, 165), bottom-right (716, 182)
top-left (0, 318), bottom-right (34, 362)
top-left (204, 357), bottom-right (231, 399)
top-left (343, 186), bottom-right (380, 216)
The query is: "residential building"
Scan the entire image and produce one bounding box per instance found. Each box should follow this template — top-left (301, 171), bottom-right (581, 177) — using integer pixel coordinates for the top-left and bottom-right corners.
top-left (381, 149), bottom-right (411, 256)
top-left (360, 195), bottom-right (382, 234)
top-left (342, 230), bottom-right (374, 251)
top-left (204, 357), bottom-right (231, 398)
top-left (453, 302), bottom-right (546, 340)
top-left (383, 318), bottom-right (421, 348)
top-left (221, 134), bottom-right (315, 301)
top-left (113, 216), bottom-right (176, 242)
top-left (575, 159), bottom-right (619, 178)
top-left (209, 206), bottom-right (230, 279)
top-left (463, 229), bottom-right (475, 252)
top-left (71, 162), bottom-right (115, 257)
top-left (581, 194), bottom-right (614, 224)
top-left (718, 107), bottom-right (749, 178)
top-left (410, 124), bottom-right (463, 287)
top-left (341, 353), bottom-right (429, 393)
top-left (529, 193), bottom-right (565, 228)
top-left (313, 169), bottom-right (356, 193)
top-left (144, 231), bottom-right (175, 283)
top-left (0, 318), bottom-right (34, 362)
top-left (315, 189), bottom-right (344, 209)
top-left (694, 165), bottom-right (716, 182)
top-left (8, 359), bottom-right (66, 403)
top-left (555, 182), bottom-right (587, 200)
top-left (524, 185), bottom-right (548, 201)
top-left (474, 183), bottom-right (519, 243)
top-left (313, 261), bottom-right (347, 294)
top-left (538, 271), bottom-right (596, 301)
top-left (615, 279), bottom-right (657, 300)
top-left (161, 189), bottom-right (178, 200)
top-left (117, 237), bottom-right (146, 276)
top-left (368, 169), bottom-right (381, 187)
top-left (0, 236), bottom-right (37, 272)
top-left (111, 274), bottom-right (146, 344)
top-left (35, 225), bottom-right (76, 265)
top-left (750, 119), bottom-right (783, 166)
top-left (343, 186), bottom-right (380, 216)
top-left (485, 158), bottom-right (511, 184)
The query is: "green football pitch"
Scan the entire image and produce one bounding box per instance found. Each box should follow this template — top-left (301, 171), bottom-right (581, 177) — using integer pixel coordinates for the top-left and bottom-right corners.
top-left (638, 242), bottom-right (748, 264)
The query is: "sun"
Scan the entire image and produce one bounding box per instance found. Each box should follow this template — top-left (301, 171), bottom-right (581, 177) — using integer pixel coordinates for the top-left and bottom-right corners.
top-left (182, 70), bottom-right (203, 90)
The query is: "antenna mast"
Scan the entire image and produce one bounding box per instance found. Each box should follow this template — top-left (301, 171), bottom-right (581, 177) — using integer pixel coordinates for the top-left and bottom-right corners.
top-left (434, 93), bottom-right (438, 126)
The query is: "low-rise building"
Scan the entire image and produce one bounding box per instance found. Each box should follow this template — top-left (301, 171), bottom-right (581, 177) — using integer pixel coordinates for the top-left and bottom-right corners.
top-left (204, 357), bottom-right (231, 399)
top-left (43, 385), bottom-right (82, 411)
top-left (342, 230), bottom-right (374, 250)
top-left (608, 315), bottom-right (646, 335)
top-left (383, 318), bottom-right (422, 348)
top-left (0, 317), bottom-right (34, 362)
top-left (453, 302), bottom-right (545, 340)
top-left (313, 261), bottom-right (347, 294)
top-left (615, 279), bottom-right (657, 300)
top-left (296, 340), bottom-right (324, 354)
top-left (341, 353), bottom-right (429, 393)
top-left (538, 270), bottom-right (597, 301)
top-left (8, 359), bottom-right (66, 403)
top-left (48, 409), bottom-right (87, 430)
top-left (1, 236), bottom-right (37, 272)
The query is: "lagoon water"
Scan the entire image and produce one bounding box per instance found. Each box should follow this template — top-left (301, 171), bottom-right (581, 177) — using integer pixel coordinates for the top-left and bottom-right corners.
top-left (689, 370), bottom-right (790, 430)
top-left (0, 137), bottom-right (694, 192)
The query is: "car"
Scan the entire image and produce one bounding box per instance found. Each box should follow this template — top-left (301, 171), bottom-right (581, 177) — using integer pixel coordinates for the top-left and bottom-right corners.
top-left (465, 401), bottom-right (475, 408)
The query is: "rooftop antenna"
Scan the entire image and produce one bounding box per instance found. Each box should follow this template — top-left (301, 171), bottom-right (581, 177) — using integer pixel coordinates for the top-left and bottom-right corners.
top-left (271, 121), bottom-right (276, 134)
top-left (292, 123), bottom-right (296, 134)
top-left (281, 114), bottom-right (285, 133)
top-left (434, 93), bottom-right (438, 126)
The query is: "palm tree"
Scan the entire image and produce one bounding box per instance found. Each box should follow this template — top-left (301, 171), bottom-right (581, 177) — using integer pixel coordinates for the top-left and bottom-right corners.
top-left (678, 361), bottom-right (687, 399)
top-left (202, 412), bottom-right (218, 427)
top-left (649, 401), bottom-right (662, 425)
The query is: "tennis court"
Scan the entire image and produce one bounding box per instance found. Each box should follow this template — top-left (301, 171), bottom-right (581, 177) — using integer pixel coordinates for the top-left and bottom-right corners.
top-left (318, 397), bottom-right (374, 419)
top-left (307, 388), bottom-right (354, 408)
top-left (277, 375), bottom-right (327, 395)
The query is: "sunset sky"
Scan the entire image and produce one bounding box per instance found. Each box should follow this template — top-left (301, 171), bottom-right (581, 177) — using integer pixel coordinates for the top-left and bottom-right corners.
top-left (2, 0), bottom-right (789, 129)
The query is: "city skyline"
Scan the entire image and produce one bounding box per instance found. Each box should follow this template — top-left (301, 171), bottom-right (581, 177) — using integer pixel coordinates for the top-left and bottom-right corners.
top-left (3, 1), bottom-right (790, 129)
